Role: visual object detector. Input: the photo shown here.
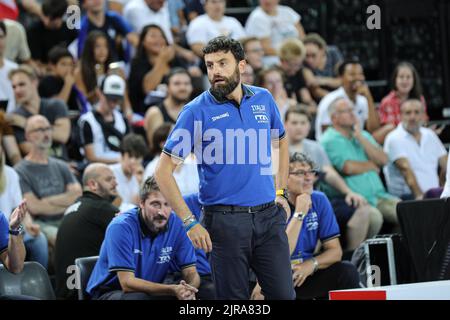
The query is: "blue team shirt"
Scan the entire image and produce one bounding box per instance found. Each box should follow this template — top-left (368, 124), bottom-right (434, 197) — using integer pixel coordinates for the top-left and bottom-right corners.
top-left (289, 191), bottom-right (340, 262)
top-left (163, 85), bottom-right (286, 206)
top-left (86, 207), bottom-right (197, 297)
top-left (0, 213), bottom-right (8, 255)
top-left (168, 194), bottom-right (211, 276)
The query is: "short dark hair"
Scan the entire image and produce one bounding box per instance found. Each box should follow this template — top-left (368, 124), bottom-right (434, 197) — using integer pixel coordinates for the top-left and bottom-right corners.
top-left (337, 58), bottom-right (361, 77)
top-left (42, 0), bottom-right (68, 19)
top-left (0, 20), bottom-right (6, 35)
top-left (256, 66), bottom-right (285, 87)
top-left (167, 67), bottom-right (192, 85)
top-left (140, 176), bottom-right (160, 202)
top-left (152, 123), bottom-right (172, 155)
top-left (203, 36), bottom-right (245, 62)
top-left (240, 36), bottom-right (260, 51)
top-left (120, 133), bottom-right (148, 158)
top-left (284, 105), bottom-right (311, 123)
top-left (289, 152), bottom-right (316, 170)
top-left (48, 46), bottom-right (73, 65)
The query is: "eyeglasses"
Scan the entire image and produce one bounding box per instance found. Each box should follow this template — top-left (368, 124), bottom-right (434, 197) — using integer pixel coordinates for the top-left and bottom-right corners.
top-left (336, 108), bottom-right (354, 114)
top-left (289, 169), bottom-right (318, 177)
top-left (29, 126), bottom-right (53, 134)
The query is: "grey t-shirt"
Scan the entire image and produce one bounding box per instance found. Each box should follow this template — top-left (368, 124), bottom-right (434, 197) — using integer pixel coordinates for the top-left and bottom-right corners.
top-left (289, 138), bottom-right (331, 170)
top-left (13, 98), bottom-right (69, 143)
top-left (14, 157), bottom-right (77, 216)
top-left (13, 98), bottom-right (69, 159)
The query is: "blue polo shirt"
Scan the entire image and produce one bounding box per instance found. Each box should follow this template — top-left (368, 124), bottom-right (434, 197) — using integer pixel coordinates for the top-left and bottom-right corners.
top-left (0, 213), bottom-right (8, 255)
top-left (288, 191), bottom-right (340, 262)
top-left (86, 207), bottom-right (197, 297)
top-left (163, 85), bottom-right (285, 206)
top-left (168, 194), bottom-right (211, 276)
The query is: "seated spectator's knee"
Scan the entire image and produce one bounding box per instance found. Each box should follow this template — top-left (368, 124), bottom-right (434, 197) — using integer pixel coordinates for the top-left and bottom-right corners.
top-left (367, 206), bottom-right (383, 238)
top-left (347, 205), bottom-right (371, 228)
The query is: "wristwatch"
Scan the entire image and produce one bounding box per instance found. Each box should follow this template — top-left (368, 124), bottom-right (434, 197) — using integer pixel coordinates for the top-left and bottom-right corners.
top-left (276, 189), bottom-right (289, 201)
top-left (9, 224), bottom-right (24, 236)
top-left (293, 211), bottom-right (306, 221)
top-left (311, 257), bottom-right (319, 273)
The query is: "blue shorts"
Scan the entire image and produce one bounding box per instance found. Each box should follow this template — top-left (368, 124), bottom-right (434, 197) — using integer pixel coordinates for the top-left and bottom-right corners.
top-left (330, 197), bottom-right (356, 228)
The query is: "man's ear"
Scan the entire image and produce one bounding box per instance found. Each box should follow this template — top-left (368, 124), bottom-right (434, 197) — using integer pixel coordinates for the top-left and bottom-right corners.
top-left (238, 60), bottom-right (247, 74)
top-left (138, 199), bottom-right (145, 211)
top-left (86, 179), bottom-right (97, 191)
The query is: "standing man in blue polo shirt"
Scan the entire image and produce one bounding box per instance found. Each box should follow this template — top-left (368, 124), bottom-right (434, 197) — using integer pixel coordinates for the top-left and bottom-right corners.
top-left (155, 36), bottom-right (295, 299)
top-left (86, 176), bottom-right (200, 300)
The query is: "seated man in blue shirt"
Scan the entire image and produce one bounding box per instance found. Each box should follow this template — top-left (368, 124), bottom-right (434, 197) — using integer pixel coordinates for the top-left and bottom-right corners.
top-left (86, 176), bottom-right (200, 300)
top-left (252, 152), bottom-right (360, 300)
top-left (165, 193), bottom-right (215, 300)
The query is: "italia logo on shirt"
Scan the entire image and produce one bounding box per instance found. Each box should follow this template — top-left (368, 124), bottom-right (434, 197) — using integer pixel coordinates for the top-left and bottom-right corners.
top-left (157, 246), bottom-right (173, 264)
top-left (251, 105), bottom-right (269, 123)
top-left (306, 212), bottom-right (319, 231)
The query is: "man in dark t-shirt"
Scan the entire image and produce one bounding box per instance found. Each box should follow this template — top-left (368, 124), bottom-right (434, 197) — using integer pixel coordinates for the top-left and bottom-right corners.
top-left (54, 163), bottom-right (120, 300)
top-left (9, 65), bottom-right (71, 160)
top-left (38, 46), bottom-right (80, 114)
top-left (26, 0), bottom-right (78, 67)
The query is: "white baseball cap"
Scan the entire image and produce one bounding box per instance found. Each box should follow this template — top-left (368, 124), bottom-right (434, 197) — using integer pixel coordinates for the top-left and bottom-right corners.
top-left (101, 74), bottom-right (125, 100)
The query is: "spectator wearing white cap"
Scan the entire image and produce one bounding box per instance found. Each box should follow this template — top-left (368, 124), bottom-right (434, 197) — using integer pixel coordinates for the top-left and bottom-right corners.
top-left (78, 74), bottom-right (131, 164)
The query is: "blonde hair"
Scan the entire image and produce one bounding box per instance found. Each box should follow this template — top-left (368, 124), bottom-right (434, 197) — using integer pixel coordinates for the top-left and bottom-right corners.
top-left (278, 38), bottom-right (306, 61)
top-left (9, 64), bottom-right (38, 81)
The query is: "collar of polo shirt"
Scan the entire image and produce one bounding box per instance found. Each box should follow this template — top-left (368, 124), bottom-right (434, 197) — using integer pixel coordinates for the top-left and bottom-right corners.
top-left (208, 84), bottom-right (255, 104)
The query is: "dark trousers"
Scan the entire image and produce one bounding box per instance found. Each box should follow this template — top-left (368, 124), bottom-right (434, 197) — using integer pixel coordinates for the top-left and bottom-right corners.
top-left (96, 290), bottom-right (176, 300)
top-left (203, 204), bottom-right (295, 300)
top-left (294, 261), bottom-right (360, 300)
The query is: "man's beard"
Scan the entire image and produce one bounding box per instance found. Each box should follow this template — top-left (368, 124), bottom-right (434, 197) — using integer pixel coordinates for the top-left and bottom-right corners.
top-left (97, 184), bottom-right (117, 202)
top-left (209, 66), bottom-right (240, 100)
top-left (171, 93), bottom-right (190, 105)
top-left (147, 214), bottom-right (168, 234)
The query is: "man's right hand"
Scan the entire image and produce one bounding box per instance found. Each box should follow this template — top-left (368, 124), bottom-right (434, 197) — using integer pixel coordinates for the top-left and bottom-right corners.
top-left (187, 223), bottom-right (212, 253)
top-left (295, 193), bottom-right (312, 214)
top-left (173, 282), bottom-right (197, 300)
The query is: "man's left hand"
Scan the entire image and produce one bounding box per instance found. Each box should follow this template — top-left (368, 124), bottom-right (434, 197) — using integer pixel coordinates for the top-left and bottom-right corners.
top-left (345, 191), bottom-right (367, 208)
top-left (292, 261), bottom-right (315, 287)
top-left (275, 196), bottom-right (291, 221)
top-left (9, 200), bottom-right (28, 230)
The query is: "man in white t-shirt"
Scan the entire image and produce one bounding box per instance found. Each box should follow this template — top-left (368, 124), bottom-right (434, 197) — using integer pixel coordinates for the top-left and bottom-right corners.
top-left (187, 0), bottom-right (246, 58)
top-left (123, 0), bottom-right (174, 43)
top-left (315, 60), bottom-right (380, 141)
top-left (384, 99), bottom-right (447, 199)
top-left (109, 133), bottom-right (147, 207)
top-left (245, 0), bottom-right (305, 64)
top-left (0, 20), bottom-right (17, 113)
